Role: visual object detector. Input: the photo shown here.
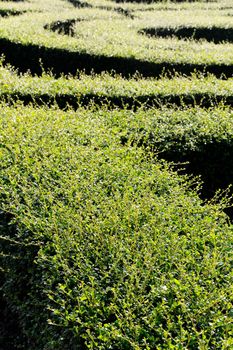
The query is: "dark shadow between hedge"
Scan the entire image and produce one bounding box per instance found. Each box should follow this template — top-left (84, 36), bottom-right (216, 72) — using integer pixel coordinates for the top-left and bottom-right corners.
top-left (112, 0), bottom-right (216, 3)
top-left (0, 211), bottom-right (25, 350)
top-left (139, 26), bottom-right (233, 44)
top-left (0, 38), bottom-right (232, 78)
top-left (1, 92), bottom-right (233, 110)
top-left (122, 134), bottom-right (233, 217)
top-left (0, 9), bottom-right (25, 17)
top-left (159, 141), bottom-right (233, 201)
top-left (67, 0), bottom-right (92, 8)
top-left (97, 5), bottom-right (134, 18)
top-left (162, 141), bottom-right (233, 220)
top-left (44, 19), bottom-right (80, 37)
top-left (0, 210), bottom-right (44, 350)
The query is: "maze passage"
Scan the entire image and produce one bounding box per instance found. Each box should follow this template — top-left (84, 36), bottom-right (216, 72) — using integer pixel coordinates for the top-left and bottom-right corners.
top-left (0, 1), bottom-right (233, 349)
top-left (67, 0), bottom-right (92, 8)
top-left (44, 19), bottom-right (82, 37)
top-left (139, 26), bottom-right (233, 43)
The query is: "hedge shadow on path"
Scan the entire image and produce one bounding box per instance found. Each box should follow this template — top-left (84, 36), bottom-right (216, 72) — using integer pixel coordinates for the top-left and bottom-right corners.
top-left (0, 212), bottom-right (27, 350)
top-left (2, 92), bottom-right (233, 111)
top-left (113, 0), bottom-right (213, 3)
top-left (160, 141), bottom-right (233, 199)
top-left (0, 9), bottom-right (25, 17)
top-left (140, 26), bottom-right (233, 44)
top-left (0, 38), bottom-right (232, 78)
top-left (126, 133), bottom-right (233, 218)
top-left (67, 0), bottom-right (92, 8)
top-left (44, 19), bottom-right (82, 37)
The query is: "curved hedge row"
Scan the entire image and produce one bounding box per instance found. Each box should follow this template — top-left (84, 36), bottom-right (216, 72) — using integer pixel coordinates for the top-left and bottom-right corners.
top-left (0, 0), bottom-right (232, 78)
top-left (0, 65), bottom-right (233, 109)
top-left (1, 1), bottom-right (233, 349)
top-left (0, 104), bottom-right (233, 349)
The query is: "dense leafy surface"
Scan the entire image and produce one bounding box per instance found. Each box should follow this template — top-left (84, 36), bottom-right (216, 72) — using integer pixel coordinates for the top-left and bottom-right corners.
top-left (0, 63), bottom-right (233, 109)
top-left (1, 105), bottom-right (233, 349)
top-left (0, 0), bottom-right (233, 76)
top-left (0, 0), bottom-right (233, 349)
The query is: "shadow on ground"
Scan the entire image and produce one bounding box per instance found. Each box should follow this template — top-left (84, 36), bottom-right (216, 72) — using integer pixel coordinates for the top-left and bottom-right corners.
top-left (139, 26), bottom-right (233, 44)
top-left (0, 38), bottom-right (232, 78)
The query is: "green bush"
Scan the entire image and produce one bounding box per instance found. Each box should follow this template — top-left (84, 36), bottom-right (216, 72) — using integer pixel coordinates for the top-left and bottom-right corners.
top-left (1, 1), bottom-right (233, 349)
top-left (1, 64), bottom-right (233, 110)
top-left (0, 0), bottom-right (233, 77)
top-left (117, 105), bottom-right (233, 198)
top-left (1, 104), bottom-right (232, 349)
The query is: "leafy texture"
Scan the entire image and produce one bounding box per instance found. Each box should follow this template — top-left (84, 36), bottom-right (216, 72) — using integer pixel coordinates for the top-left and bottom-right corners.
top-left (0, 105), bottom-right (232, 349)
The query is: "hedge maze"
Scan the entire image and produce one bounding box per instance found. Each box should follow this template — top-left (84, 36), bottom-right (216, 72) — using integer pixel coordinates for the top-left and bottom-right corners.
top-left (0, 0), bottom-right (233, 349)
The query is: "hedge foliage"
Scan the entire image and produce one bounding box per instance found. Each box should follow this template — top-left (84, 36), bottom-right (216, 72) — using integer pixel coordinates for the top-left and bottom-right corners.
top-left (0, 63), bottom-right (233, 109)
top-left (0, 0), bottom-right (233, 348)
top-left (0, 104), bottom-right (233, 349)
top-left (0, 0), bottom-right (233, 77)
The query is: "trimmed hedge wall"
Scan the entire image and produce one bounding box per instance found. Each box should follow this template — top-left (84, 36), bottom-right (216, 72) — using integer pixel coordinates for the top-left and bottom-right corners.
top-left (0, 105), bottom-right (233, 349)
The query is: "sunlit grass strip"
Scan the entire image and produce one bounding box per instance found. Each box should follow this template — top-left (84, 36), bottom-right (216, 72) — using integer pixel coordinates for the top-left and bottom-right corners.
top-left (0, 103), bottom-right (232, 349)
